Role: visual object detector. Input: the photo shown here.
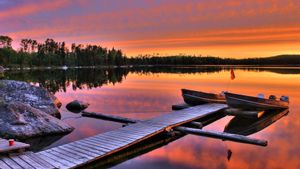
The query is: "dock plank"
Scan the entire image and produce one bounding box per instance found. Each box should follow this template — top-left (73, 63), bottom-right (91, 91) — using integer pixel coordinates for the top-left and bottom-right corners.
top-left (9, 156), bottom-right (35, 169)
top-left (45, 149), bottom-right (82, 166)
top-left (25, 153), bottom-right (55, 169)
top-left (56, 146), bottom-right (95, 160)
top-left (1, 157), bottom-right (23, 169)
top-left (84, 138), bottom-right (121, 150)
top-left (18, 154), bottom-right (45, 169)
top-left (0, 159), bottom-right (11, 169)
top-left (38, 151), bottom-right (74, 168)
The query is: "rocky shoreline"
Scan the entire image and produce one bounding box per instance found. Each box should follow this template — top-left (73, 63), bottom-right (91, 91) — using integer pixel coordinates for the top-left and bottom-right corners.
top-left (0, 80), bottom-right (74, 139)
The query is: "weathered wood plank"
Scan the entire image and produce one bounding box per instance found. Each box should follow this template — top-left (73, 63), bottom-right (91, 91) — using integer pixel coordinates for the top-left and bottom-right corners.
top-left (84, 138), bottom-right (121, 150)
top-left (62, 144), bottom-right (100, 157)
top-left (73, 139), bottom-right (111, 152)
top-left (18, 154), bottom-right (46, 169)
top-left (48, 148), bottom-right (86, 165)
top-left (107, 131), bottom-right (145, 140)
top-left (116, 129), bottom-right (154, 136)
top-left (36, 153), bottom-right (67, 169)
top-left (56, 145), bottom-right (94, 160)
top-left (62, 144), bottom-right (99, 158)
top-left (38, 151), bottom-right (73, 168)
top-left (25, 153), bottom-right (55, 169)
top-left (41, 150), bottom-right (76, 167)
top-left (1, 157), bottom-right (23, 169)
top-left (45, 149), bottom-right (81, 166)
top-left (101, 132), bottom-right (137, 142)
top-left (9, 156), bottom-right (34, 169)
top-left (0, 159), bottom-right (11, 169)
top-left (72, 140), bottom-right (111, 153)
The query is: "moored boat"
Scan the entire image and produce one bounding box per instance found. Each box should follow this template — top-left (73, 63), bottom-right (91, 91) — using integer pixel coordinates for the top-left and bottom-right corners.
top-left (225, 92), bottom-right (289, 110)
top-left (181, 89), bottom-right (226, 105)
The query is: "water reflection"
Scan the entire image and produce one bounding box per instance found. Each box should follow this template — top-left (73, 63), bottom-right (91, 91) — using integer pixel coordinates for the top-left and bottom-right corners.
top-left (23, 134), bottom-right (67, 152)
top-left (2, 66), bottom-right (300, 168)
top-left (224, 109), bottom-right (289, 136)
top-left (4, 66), bottom-right (299, 94)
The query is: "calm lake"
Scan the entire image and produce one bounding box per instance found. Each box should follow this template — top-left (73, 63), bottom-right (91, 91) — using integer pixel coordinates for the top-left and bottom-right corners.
top-left (4, 66), bottom-right (300, 169)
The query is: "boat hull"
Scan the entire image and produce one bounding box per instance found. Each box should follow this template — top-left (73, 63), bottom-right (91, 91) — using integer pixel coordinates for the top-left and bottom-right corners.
top-left (225, 92), bottom-right (289, 110)
top-left (182, 89), bottom-right (226, 105)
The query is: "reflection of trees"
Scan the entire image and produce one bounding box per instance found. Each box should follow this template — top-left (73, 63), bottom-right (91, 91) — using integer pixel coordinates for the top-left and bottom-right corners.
top-left (128, 66), bottom-right (223, 75)
top-left (4, 66), bottom-right (299, 93)
top-left (4, 68), bottom-right (130, 93)
top-left (3, 67), bottom-right (222, 93)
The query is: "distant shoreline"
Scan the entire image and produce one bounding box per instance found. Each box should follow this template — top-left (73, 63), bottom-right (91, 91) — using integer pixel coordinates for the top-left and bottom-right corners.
top-left (2, 64), bottom-right (300, 71)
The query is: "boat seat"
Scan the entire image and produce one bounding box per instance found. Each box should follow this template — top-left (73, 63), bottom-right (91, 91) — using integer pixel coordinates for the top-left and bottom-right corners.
top-left (269, 95), bottom-right (277, 100)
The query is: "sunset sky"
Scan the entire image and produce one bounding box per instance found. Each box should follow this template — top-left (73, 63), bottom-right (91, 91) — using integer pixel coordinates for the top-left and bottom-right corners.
top-left (1, 0), bottom-right (300, 58)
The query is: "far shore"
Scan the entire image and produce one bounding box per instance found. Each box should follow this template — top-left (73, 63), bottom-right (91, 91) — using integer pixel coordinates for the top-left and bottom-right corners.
top-left (1, 64), bottom-right (300, 71)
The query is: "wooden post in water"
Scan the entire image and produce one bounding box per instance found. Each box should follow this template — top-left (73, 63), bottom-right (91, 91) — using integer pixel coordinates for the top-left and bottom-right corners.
top-left (82, 111), bottom-right (140, 124)
top-left (189, 122), bottom-right (203, 128)
top-left (174, 126), bottom-right (268, 146)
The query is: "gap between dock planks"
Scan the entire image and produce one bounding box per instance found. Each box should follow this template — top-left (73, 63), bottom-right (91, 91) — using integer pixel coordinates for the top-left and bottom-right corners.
top-left (0, 103), bottom-right (227, 169)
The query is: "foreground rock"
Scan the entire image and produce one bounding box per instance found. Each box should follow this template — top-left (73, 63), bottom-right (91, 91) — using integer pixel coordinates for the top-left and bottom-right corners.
top-left (66, 100), bottom-right (89, 113)
top-left (0, 80), bottom-right (61, 117)
top-left (0, 66), bottom-right (4, 79)
top-left (0, 101), bottom-right (74, 139)
top-left (51, 94), bottom-right (62, 109)
top-left (0, 66), bottom-right (4, 73)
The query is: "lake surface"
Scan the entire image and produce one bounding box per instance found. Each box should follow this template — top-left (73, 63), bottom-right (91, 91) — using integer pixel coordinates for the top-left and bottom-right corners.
top-left (4, 66), bottom-right (300, 169)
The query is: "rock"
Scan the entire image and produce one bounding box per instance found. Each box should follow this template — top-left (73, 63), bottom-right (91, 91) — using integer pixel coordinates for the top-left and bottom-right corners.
top-left (0, 66), bottom-right (4, 73)
top-left (0, 80), bottom-right (61, 117)
top-left (0, 101), bottom-right (74, 139)
top-left (50, 94), bottom-right (62, 109)
top-left (0, 66), bottom-right (4, 79)
top-left (66, 100), bottom-right (89, 113)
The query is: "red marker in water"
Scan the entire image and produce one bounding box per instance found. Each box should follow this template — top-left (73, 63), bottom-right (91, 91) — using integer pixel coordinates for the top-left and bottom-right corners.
top-left (230, 69), bottom-right (235, 80)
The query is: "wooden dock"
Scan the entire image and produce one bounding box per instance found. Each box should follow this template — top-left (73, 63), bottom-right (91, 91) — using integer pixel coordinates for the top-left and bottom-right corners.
top-left (0, 103), bottom-right (228, 169)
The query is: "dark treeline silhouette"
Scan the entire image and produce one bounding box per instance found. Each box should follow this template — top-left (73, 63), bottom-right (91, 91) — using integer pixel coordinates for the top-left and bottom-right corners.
top-left (1, 35), bottom-right (299, 67)
top-left (0, 36), bottom-right (125, 67)
top-left (127, 55), bottom-right (300, 66)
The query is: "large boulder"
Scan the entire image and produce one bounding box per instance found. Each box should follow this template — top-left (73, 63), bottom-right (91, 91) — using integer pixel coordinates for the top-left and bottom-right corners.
top-left (0, 80), bottom-right (61, 117)
top-left (0, 101), bottom-right (74, 139)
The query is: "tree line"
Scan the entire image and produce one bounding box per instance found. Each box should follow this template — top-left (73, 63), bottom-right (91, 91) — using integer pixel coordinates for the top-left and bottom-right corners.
top-left (127, 55), bottom-right (300, 65)
top-left (1, 35), bottom-right (299, 67)
top-left (0, 35), bottom-right (126, 67)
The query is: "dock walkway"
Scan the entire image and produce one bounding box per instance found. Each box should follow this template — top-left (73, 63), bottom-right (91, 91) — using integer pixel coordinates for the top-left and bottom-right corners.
top-left (0, 103), bottom-right (227, 169)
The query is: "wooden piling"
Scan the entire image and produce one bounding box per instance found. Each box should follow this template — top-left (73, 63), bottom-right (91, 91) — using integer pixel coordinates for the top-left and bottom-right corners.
top-left (174, 126), bottom-right (268, 146)
top-left (82, 111), bottom-right (140, 124)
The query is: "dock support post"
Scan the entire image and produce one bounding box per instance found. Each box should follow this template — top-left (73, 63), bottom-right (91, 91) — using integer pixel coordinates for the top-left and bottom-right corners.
top-left (174, 126), bottom-right (268, 147)
top-left (82, 111), bottom-right (140, 124)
